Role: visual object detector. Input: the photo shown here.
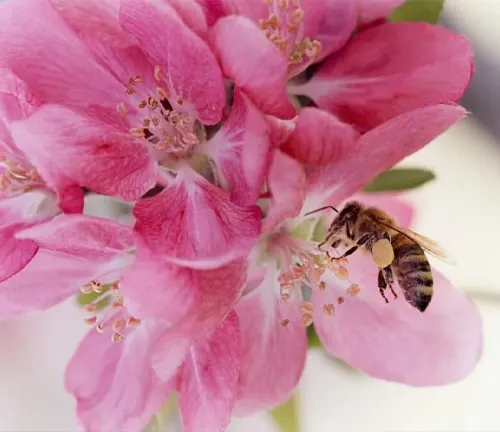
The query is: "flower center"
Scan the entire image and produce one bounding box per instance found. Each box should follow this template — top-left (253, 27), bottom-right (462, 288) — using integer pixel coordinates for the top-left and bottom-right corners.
top-left (268, 229), bottom-right (361, 328)
top-left (0, 154), bottom-right (43, 196)
top-left (80, 280), bottom-right (141, 343)
top-left (259, 0), bottom-right (322, 68)
top-left (117, 66), bottom-right (200, 158)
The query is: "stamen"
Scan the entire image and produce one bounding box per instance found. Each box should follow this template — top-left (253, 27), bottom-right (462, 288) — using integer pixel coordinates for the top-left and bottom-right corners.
top-left (323, 303), bottom-right (335, 316)
top-left (347, 284), bottom-right (360, 297)
top-left (154, 65), bottom-right (163, 82)
top-left (130, 128), bottom-right (146, 138)
top-left (281, 319), bottom-right (290, 327)
top-left (112, 333), bottom-right (124, 343)
top-left (116, 102), bottom-right (128, 116)
top-left (301, 313), bottom-right (313, 327)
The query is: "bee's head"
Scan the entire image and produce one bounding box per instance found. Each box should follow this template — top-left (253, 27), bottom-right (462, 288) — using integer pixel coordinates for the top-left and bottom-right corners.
top-left (329, 201), bottom-right (362, 232)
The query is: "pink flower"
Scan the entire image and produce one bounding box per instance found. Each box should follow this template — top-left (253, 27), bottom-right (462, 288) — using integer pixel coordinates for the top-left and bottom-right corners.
top-left (0, 213), bottom-right (247, 431)
top-left (0, 68), bottom-right (83, 283)
top-left (229, 103), bottom-right (482, 413)
top-left (200, 0), bottom-right (473, 132)
top-left (0, 0), bottom-right (269, 268)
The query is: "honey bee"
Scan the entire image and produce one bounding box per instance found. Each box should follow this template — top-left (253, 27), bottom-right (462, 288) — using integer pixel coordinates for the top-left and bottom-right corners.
top-left (306, 201), bottom-right (453, 312)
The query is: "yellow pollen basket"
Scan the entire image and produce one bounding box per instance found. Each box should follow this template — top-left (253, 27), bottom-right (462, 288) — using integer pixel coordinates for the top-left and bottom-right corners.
top-left (372, 239), bottom-right (395, 268)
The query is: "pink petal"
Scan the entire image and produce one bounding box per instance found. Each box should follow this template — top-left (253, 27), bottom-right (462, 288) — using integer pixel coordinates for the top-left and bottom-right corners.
top-left (0, 0), bottom-right (124, 110)
top-left (306, 104), bottom-right (467, 209)
top-left (163, 0), bottom-right (208, 38)
top-left (196, 0), bottom-right (228, 26)
top-left (0, 190), bottom-right (59, 229)
top-left (282, 107), bottom-right (359, 166)
top-left (267, 115), bottom-right (296, 149)
top-left (11, 105), bottom-right (156, 201)
top-left (0, 250), bottom-right (99, 318)
top-left (0, 227), bottom-right (38, 284)
top-left (65, 323), bottom-right (173, 432)
top-left (353, 192), bottom-right (414, 228)
top-left (312, 252), bottom-right (483, 385)
top-left (263, 151), bottom-right (306, 233)
top-left (120, 0), bottom-right (225, 124)
top-left (133, 176), bottom-right (261, 269)
top-left (58, 184), bottom-right (84, 214)
top-left (357, 0), bottom-right (405, 25)
top-left (0, 68), bottom-right (39, 125)
top-left (233, 269), bottom-right (307, 414)
top-left (210, 16), bottom-right (296, 119)
top-left (315, 0), bottom-right (357, 61)
top-left (151, 258), bottom-right (248, 380)
top-left (179, 312), bottom-right (240, 432)
top-left (300, 23), bottom-right (474, 131)
top-left (209, 89), bottom-right (271, 206)
top-left (16, 215), bottom-right (134, 260)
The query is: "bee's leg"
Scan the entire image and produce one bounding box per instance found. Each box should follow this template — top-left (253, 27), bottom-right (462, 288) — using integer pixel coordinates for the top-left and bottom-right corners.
top-left (334, 234), bottom-right (372, 260)
top-left (377, 269), bottom-right (389, 303)
top-left (318, 232), bottom-right (335, 251)
top-left (326, 239), bottom-right (342, 260)
top-left (383, 266), bottom-right (397, 299)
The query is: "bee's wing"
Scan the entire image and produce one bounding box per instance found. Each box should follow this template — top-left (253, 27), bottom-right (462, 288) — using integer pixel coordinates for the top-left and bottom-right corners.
top-left (372, 217), bottom-right (456, 264)
top-left (394, 227), bottom-right (456, 265)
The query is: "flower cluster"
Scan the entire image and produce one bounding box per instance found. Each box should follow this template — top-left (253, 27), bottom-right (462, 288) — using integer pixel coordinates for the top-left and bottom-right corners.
top-left (0, 0), bottom-right (482, 431)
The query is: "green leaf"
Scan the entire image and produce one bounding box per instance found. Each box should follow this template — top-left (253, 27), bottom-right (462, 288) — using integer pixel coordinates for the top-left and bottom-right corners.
top-left (364, 168), bottom-right (435, 193)
top-left (389, 0), bottom-right (445, 24)
top-left (270, 393), bottom-right (300, 432)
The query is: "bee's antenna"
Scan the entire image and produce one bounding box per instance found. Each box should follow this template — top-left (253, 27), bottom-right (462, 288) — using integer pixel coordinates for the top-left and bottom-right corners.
top-left (304, 206), bottom-right (339, 216)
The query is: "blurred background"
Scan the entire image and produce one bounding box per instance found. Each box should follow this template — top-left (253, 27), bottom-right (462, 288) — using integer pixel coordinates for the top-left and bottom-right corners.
top-left (1, 1), bottom-right (500, 431)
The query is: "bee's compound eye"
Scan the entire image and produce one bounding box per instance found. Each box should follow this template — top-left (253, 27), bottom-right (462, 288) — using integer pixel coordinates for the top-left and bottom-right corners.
top-left (372, 239), bottom-right (394, 267)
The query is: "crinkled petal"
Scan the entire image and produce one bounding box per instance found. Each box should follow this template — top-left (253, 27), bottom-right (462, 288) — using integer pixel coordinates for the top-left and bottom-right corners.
top-left (210, 16), bottom-right (295, 119)
top-left (282, 107), bottom-right (359, 166)
top-left (208, 89), bottom-right (271, 206)
top-left (0, 0), bottom-right (124, 110)
top-left (164, 0), bottom-right (208, 38)
top-left (312, 252), bottom-right (483, 385)
top-left (133, 175), bottom-right (261, 269)
top-left (305, 104), bottom-right (466, 210)
top-left (151, 258), bottom-right (247, 381)
top-left (263, 151), bottom-right (306, 233)
top-left (179, 312), bottom-right (240, 432)
top-left (16, 215), bottom-right (134, 260)
top-left (0, 68), bottom-right (39, 126)
top-left (314, 0), bottom-right (357, 61)
top-left (0, 250), bottom-right (99, 318)
top-left (11, 105), bottom-right (156, 201)
top-left (357, 0), bottom-right (405, 25)
top-left (120, 0), bottom-right (225, 124)
top-left (300, 23), bottom-right (474, 131)
top-left (65, 322), bottom-right (173, 432)
top-left (0, 227), bottom-right (38, 284)
top-left (234, 268), bottom-right (307, 414)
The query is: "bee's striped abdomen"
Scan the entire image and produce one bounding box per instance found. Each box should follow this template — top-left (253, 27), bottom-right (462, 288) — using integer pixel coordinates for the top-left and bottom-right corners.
top-left (391, 233), bottom-right (433, 312)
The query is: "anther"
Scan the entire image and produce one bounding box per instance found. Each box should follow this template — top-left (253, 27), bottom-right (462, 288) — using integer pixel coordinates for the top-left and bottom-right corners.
top-left (91, 280), bottom-right (102, 293)
top-left (154, 65), bottom-right (163, 82)
top-left (126, 317), bottom-right (141, 327)
top-left (323, 304), bottom-right (335, 316)
top-left (112, 299), bottom-right (124, 309)
top-left (347, 284), bottom-right (360, 297)
top-left (138, 100), bottom-right (148, 109)
top-left (281, 293), bottom-right (290, 303)
top-left (156, 87), bottom-right (168, 100)
top-left (335, 266), bottom-right (349, 280)
top-left (176, 97), bottom-right (184, 105)
top-left (116, 103), bottom-right (128, 117)
top-left (84, 304), bottom-right (97, 313)
top-left (80, 284), bottom-right (93, 294)
top-left (96, 323), bottom-right (105, 333)
top-left (319, 281), bottom-right (327, 291)
top-left (281, 319), bottom-right (290, 327)
top-left (308, 267), bottom-right (324, 282)
top-left (300, 301), bottom-right (314, 314)
top-left (126, 87), bottom-right (135, 95)
top-left (130, 128), bottom-right (146, 137)
top-left (337, 296), bottom-right (345, 305)
top-left (84, 316), bottom-right (97, 326)
top-left (112, 317), bottom-right (126, 333)
top-left (112, 333), bottom-right (124, 343)
top-left (143, 119), bottom-right (151, 127)
top-left (301, 313), bottom-right (313, 327)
